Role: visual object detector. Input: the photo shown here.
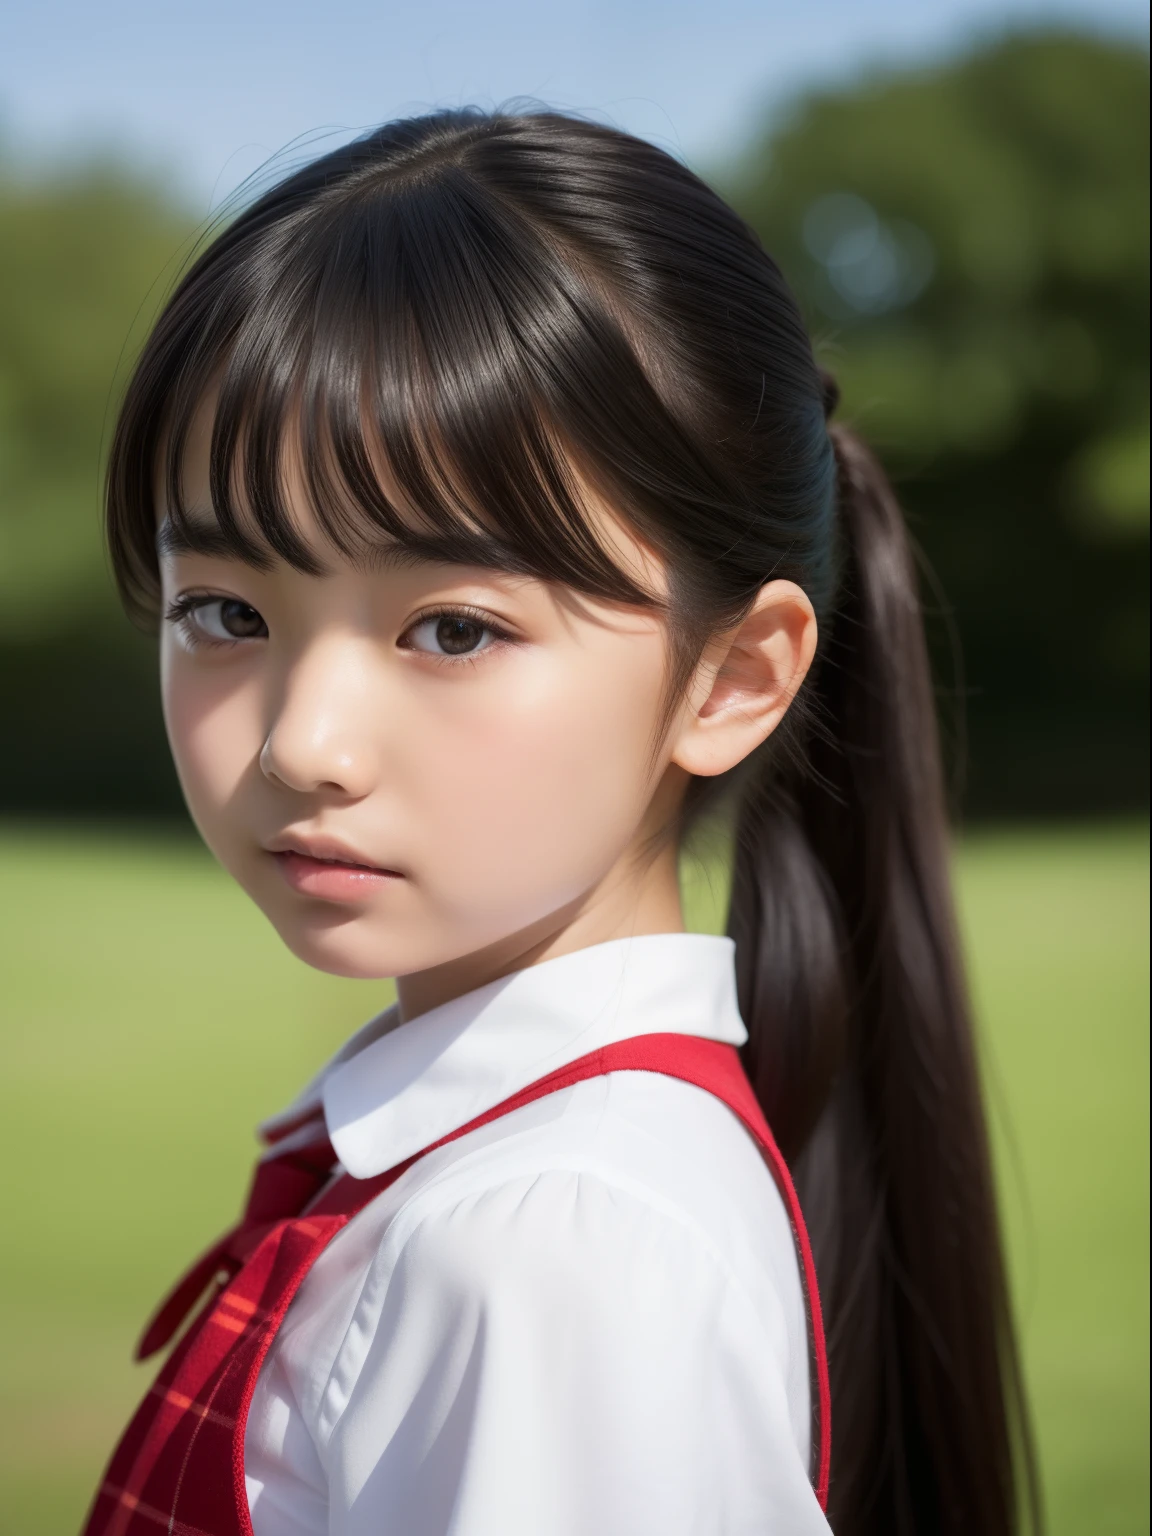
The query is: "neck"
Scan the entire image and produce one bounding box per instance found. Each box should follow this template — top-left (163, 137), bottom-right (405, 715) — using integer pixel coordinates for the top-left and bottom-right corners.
top-left (395, 834), bottom-right (685, 1023)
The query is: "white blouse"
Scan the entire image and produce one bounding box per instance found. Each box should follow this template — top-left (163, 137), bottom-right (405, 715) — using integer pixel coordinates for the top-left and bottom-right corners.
top-left (244, 933), bottom-right (831, 1535)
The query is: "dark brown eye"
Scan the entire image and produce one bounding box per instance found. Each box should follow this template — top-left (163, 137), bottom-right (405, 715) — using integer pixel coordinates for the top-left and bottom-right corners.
top-left (179, 597), bottom-right (269, 644)
top-left (219, 600), bottom-right (266, 638)
top-left (435, 617), bottom-right (485, 654)
top-left (402, 611), bottom-right (500, 658)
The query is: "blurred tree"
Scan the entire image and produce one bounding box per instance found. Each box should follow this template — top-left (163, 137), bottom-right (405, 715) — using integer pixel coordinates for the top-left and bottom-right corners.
top-left (0, 168), bottom-right (192, 630)
top-left (725, 30), bottom-right (1149, 814)
top-left (0, 163), bottom-right (192, 813)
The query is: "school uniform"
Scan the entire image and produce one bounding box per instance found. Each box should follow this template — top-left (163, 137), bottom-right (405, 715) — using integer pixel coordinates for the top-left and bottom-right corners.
top-left (84, 933), bottom-right (831, 1536)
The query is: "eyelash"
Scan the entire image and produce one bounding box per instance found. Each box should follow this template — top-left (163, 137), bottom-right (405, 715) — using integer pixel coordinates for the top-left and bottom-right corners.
top-left (399, 604), bottom-right (517, 664)
top-left (164, 595), bottom-right (516, 661)
top-left (164, 593), bottom-right (253, 652)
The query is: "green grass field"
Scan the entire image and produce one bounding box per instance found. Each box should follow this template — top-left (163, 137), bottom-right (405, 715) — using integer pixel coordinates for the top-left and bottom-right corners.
top-left (1, 823), bottom-right (1147, 1533)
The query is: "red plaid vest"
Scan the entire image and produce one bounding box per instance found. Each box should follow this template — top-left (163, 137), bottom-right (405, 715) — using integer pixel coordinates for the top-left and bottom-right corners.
top-left (81, 1033), bottom-right (831, 1535)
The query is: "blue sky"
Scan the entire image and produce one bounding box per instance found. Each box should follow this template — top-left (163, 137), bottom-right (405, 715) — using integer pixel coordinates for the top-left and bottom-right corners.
top-left (2, 0), bottom-right (1147, 209)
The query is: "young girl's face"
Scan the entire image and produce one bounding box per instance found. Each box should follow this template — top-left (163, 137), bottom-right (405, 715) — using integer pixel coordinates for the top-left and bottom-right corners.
top-left (157, 407), bottom-right (702, 993)
top-left (158, 400), bottom-right (815, 1005)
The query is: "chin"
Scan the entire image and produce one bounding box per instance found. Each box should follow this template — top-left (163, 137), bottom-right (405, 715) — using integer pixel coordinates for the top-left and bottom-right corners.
top-left (266, 910), bottom-right (407, 981)
top-left (257, 881), bottom-right (588, 988)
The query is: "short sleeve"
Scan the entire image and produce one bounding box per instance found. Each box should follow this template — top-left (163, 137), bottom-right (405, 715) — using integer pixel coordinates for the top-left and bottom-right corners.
top-left (321, 1169), bottom-right (830, 1536)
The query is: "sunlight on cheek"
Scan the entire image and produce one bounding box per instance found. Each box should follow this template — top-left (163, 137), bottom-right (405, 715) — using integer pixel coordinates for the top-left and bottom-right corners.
top-left (162, 653), bottom-right (263, 830)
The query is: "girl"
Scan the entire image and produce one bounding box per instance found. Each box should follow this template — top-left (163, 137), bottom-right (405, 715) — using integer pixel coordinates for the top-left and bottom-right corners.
top-left (82, 110), bottom-right (1036, 1535)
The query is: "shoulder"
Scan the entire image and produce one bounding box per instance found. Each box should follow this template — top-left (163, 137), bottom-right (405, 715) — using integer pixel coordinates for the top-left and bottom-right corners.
top-left (381, 1070), bottom-right (776, 1243)
top-left (357, 1070), bottom-right (800, 1361)
top-left (388, 1162), bottom-right (742, 1324)
top-left (319, 1144), bottom-right (821, 1530)
top-left (400, 1070), bottom-right (801, 1301)
top-left (296, 1076), bottom-right (820, 1524)
top-left (345, 1160), bottom-right (790, 1437)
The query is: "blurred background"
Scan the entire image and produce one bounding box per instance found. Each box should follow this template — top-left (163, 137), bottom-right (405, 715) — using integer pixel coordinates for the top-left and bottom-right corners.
top-left (0, 2), bottom-right (1147, 1531)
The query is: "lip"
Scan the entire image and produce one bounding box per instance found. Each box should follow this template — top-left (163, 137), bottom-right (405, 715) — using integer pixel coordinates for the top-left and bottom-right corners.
top-left (265, 835), bottom-right (404, 902)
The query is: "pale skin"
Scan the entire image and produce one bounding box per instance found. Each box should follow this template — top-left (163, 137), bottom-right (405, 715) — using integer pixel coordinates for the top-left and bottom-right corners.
top-left (158, 419), bottom-right (817, 1023)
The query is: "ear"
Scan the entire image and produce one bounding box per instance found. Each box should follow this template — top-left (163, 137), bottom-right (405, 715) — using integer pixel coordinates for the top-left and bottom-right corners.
top-left (670, 579), bottom-right (818, 778)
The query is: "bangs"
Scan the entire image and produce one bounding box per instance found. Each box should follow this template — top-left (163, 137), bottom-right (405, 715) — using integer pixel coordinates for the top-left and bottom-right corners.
top-left (141, 160), bottom-right (701, 617)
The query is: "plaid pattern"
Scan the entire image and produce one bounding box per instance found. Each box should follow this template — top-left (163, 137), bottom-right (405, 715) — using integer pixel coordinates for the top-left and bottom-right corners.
top-left (81, 1035), bottom-right (830, 1534)
top-left (81, 1214), bottom-right (345, 1536)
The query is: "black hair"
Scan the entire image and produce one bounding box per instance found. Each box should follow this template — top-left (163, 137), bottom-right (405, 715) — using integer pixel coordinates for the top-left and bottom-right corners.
top-left (106, 108), bottom-right (1038, 1535)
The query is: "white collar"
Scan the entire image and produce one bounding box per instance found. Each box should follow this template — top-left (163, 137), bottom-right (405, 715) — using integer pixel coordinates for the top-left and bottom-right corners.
top-left (262, 933), bottom-right (746, 1179)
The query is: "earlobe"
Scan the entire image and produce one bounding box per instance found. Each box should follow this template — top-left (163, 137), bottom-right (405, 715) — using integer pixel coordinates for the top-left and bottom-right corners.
top-left (670, 579), bottom-right (817, 779)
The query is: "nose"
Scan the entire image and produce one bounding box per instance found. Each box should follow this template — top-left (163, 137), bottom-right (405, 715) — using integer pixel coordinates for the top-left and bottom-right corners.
top-left (259, 644), bottom-right (377, 799)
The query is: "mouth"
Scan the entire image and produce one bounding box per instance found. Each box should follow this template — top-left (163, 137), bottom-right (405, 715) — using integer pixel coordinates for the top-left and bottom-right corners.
top-left (265, 837), bottom-right (404, 902)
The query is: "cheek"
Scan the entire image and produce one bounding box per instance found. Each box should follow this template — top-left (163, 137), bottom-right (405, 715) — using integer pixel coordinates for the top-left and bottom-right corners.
top-left (401, 638), bottom-right (667, 916)
top-left (161, 645), bottom-right (264, 839)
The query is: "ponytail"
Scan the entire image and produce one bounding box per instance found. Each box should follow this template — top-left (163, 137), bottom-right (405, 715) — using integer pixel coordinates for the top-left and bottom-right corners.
top-left (729, 425), bottom-right (1039, 1533)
